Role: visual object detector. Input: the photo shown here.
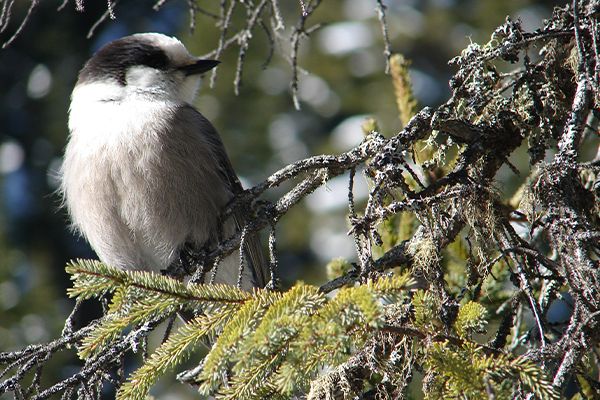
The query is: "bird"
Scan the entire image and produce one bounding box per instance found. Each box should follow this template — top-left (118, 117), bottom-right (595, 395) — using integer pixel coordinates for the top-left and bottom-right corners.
top-left (60, 32), bottom-right (267, 290)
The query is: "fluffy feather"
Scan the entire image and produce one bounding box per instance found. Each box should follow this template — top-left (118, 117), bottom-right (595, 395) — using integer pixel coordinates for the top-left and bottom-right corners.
top-left (61, 33), bottom-right (266, 289)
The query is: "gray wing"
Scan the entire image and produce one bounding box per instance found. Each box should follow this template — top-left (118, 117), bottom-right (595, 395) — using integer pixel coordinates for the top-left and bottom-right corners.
top-left (176, 105), bottom-right (269, 288)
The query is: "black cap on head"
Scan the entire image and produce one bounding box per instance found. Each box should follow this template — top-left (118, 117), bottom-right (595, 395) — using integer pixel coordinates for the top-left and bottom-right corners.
top-left (78, 36), bottom-right (170, 85)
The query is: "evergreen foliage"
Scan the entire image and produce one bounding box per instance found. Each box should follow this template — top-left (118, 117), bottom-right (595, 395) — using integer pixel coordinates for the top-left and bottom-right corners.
top-left (424, 342), bottom-right (558, 399)
top-left (63, 259), bottom-right (564, 399)
top-left (67, 260), bottom-right (422, 399)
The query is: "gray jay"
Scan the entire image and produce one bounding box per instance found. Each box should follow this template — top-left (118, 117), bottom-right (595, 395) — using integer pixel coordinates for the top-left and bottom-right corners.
top-left (61, 33), bottom-right (267, 290)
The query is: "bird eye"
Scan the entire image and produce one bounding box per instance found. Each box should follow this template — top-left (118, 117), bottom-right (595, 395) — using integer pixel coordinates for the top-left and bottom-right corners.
top-left (139, 48), bottom-right (169, 70)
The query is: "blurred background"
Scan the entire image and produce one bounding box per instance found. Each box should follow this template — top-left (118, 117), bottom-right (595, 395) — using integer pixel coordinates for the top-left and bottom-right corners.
top-left (0, 0), bottom-right (576, 398)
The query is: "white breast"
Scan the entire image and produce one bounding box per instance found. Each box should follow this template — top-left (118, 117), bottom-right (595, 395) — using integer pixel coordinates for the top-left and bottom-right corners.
top-left (62, 81), bottom-right (230, 271)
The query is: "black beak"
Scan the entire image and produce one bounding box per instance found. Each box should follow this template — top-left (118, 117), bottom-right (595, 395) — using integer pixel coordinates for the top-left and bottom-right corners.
top-left (179, 59), bottom-right (220, 76)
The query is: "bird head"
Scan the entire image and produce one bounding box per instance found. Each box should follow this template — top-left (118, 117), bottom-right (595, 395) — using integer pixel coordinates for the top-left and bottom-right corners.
top-left (75, 33), bottom-right (219, 104)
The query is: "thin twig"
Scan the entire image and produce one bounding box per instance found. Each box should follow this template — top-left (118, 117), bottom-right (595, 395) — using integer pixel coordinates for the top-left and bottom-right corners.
top-left (0, 0), bottom-right (17, 33)
top-left (209, 0), bottom-right (236, 87)
top-left (1, 0), bottom-right (38, 49)
top-left (86, 0), bottom-right (120, 39)
top-left (375, 0), bottom-right (392, 73)
top-left (267, 222), bottom-right (279, 290)
top-left (233, 0), bottom-right (269, 94)
top-left (290, 0), bottom-right (323, 109)
top-left (236, 224), bottom-right (249, 288)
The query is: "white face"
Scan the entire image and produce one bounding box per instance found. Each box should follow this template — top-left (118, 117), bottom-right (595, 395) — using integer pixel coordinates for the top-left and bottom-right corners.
top-left (124, 33), bottom-right (202, 104)
top-left (124, 64), bottom-right (201, 104)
